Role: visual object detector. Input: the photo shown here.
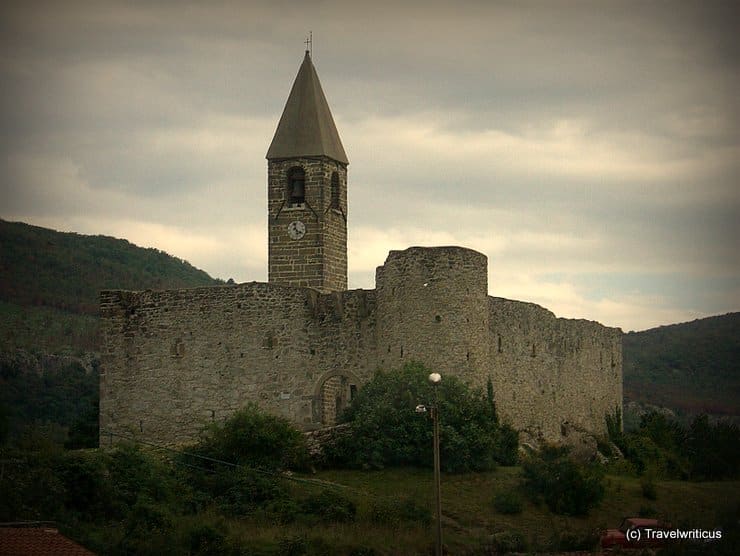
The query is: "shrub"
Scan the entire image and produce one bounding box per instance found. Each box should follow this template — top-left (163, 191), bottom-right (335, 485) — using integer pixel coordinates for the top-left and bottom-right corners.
top-left (606, 409), bottom-right (740, 481)
top-left (521, 446), bottom-right (604, 516)
top-left (301, 489), bottom-right (357, 523)
top-left (641, 468), bottom-right (658, 500)
top-left (190, 403), bottom-right (309, 472)
top-left (54, 450), bottom-right (112, 521)
top-left (186, 521), bottom-right (231, 556)
top-left (348, 548), bottom-right (376, 556)
top-left (107, 444), bottom-right (184, 516)
top-left (486, 531), bottom-right (528, 554)
top-left (119, 496), bottom-right (177, 556)
top-left (687, 415), bottom-right (740, 480)
top-left (638, 505), bottom-right (657, 517)
top-left (493, 423), bottom-right (519, 466)
top-left (213, 469), bottom-right (288, 516)
top-left (277, 535), bottom-right (331, 556)
top-left (260, 497), bottom-right (303, 524)
top-left (0, 446), bottom-right (65, 521)
top-left (370, 497), bottom-right (431, 527)
top-left (547, 529), bottom-right (599, 552)
top-left (493, 490), bottom-right (522, 514)
top-left (328, 362), bottom-right (517, 472)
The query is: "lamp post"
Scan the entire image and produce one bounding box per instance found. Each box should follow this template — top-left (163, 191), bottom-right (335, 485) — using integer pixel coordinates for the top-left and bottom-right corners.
top-left (429, 372), bottom-right (442, 556)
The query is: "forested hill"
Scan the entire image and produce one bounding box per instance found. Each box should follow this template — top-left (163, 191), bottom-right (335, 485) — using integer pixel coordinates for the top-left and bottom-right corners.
top-left (0, 219), bottom-right (221, 355)
top-left (0, 219), bottom-right (220, 315)
top-left (623, 312), bottom-right (740, 418)
top-left (0, 219), bottom-right (222, 442)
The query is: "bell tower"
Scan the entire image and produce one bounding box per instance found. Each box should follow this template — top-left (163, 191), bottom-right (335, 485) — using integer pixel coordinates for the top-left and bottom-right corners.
top-left (266, 50), bottom-right (348, 292)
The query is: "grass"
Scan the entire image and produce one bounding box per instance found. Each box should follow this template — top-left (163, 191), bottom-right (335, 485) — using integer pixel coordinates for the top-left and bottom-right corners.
top-left (182, 466), bottom-right (740, 555)
top-left (55, 461), bottom-right (740, 555)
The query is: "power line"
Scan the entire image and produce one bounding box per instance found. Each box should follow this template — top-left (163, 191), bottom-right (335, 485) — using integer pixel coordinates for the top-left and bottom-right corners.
top-left (101, 430), bottom-right (355, 491)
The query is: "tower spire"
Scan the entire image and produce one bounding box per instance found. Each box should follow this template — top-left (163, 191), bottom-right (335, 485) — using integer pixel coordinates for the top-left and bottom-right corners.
top-left (266, 51), bottom-right (347, 164)
top-left (266, 51), bottom-right (349, 293)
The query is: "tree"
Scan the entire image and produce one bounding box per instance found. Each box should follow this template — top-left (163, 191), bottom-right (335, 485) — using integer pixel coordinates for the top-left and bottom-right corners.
top-left (521, 446), bottom-right (604, 516)
top-left (327, 362), bottom-right (518, 472)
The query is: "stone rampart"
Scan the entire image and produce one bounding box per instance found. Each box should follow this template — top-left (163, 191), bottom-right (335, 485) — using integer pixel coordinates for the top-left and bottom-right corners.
top-left (100, 283), bottom-right (376, 445)
top-left (488, 297), bottom-right (622, 443)
top-left (375, 246), bottom-right (490, 388)
top-left (100, 246), bottom-right (622, 448)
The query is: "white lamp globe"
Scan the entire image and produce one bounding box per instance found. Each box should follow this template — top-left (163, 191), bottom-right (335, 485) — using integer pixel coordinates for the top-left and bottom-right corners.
top-left (428, 373), bottom-right (442, 384)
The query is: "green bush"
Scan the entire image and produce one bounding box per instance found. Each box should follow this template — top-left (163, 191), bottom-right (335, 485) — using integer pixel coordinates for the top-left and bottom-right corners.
top-left (486, 530), bottom-right (528, 554)
top-left (606, 409), bottom-right (740, 481)
top-left (189, 403), bottom-right (309, 472)
top-left (493, 490), bottom-right (523, 514)
top-left (641, 468), bottom-right (658, 500)
top-left (260, 497), bottom-right (303, 524)
top-left (54, 450), bottom-right (112, 521)
top-left (521, 446), bottom-right (604, 516)
top-left (0, 446), bottom-right (65, 521)
top-left (327, 362), bottom-right (517, 472)
top-left (185, 521), bottom-right (234, 556)
top-left (107, 444), bottom-right (185, 516)
top-left (300, 489), bottom-right (357, 523)
top-left (277, 535), bottom-right (332, 556)
top-left (213, 469), bottom-right (288, 516)
top-left (370, 497), bottom-right (431, 527)
top-left (546, 528), bottom-right (599, 552)
top-left (687, 415), bottom-right (740, 480)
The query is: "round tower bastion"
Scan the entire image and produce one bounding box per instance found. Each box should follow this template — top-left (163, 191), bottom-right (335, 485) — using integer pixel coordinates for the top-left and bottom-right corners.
top-left (375, 246), bottom-right (491, 387)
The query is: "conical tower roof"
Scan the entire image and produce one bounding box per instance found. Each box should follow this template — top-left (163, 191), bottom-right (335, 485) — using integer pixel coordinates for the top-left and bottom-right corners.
top-left (266, 51), bottom-right (348, 164)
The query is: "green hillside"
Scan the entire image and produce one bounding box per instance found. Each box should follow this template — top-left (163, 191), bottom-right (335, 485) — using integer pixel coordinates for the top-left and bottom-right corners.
top-left (0, 219), bottom-right (222, 442)
top-left (623, 312), bottom-right (740, 417)
top-left (0, 219), bottom-right (219, 315)
top-left (0, 219), bottom-right (221, 354)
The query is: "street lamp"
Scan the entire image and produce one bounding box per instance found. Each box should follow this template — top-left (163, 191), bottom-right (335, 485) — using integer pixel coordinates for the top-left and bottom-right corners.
top-left (428, 372), bottom-right (442, 556)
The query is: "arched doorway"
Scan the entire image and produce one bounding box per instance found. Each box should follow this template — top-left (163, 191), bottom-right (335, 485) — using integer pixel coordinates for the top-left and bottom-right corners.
top-left (313, 370), bottom-right (360, 426)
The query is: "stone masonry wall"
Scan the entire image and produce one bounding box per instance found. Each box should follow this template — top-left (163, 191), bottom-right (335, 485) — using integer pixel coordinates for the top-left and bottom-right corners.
top-left (488, 297), bottom-right (623, 443)
top-left (268, 156), bottom-right (347, 292)
top-left (100, 246), bottom-right (621, 448)
top-left (100, 283), bottom-right (375, 446)
top-left (374, 247), bottom-right (490, 389)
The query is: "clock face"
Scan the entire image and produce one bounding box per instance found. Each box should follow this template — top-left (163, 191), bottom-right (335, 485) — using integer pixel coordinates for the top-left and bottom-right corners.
top-left (287, 220), bottom-right (306, 240)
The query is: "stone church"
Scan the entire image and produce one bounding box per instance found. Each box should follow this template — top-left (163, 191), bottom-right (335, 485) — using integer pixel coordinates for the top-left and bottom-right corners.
top-left (100, 51), bottom-right (622, 447)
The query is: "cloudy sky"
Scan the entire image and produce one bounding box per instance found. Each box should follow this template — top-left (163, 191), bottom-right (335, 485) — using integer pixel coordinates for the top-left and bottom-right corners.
top-left (2, 1), bottom-right (738, 332)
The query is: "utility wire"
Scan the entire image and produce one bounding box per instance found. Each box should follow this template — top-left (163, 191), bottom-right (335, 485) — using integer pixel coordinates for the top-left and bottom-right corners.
top-left (101, 430), bottom-right (356, 492)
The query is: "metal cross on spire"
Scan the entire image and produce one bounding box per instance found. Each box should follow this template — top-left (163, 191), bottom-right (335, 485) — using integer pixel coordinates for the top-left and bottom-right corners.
top-left (305, 31), bottom-right (312, 56)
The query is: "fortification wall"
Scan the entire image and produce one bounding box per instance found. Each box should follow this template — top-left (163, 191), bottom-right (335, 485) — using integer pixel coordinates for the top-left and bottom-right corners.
top-left (99, 245), bottom-right (622, 449)
top-left (487, 297), bottom-right (622, 443)
top-left (375, 247), bottom-right (490, 388)
top-left (100, 283), bottom-right (376, 446)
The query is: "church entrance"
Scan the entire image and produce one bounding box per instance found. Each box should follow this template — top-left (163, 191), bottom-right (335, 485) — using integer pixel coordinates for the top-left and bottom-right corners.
top-left (313, 371), bottom-right (360, 426)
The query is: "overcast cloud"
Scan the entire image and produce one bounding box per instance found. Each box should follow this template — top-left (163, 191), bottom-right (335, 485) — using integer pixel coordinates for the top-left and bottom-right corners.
top-left (1, 0), bottom-right (738, 331)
